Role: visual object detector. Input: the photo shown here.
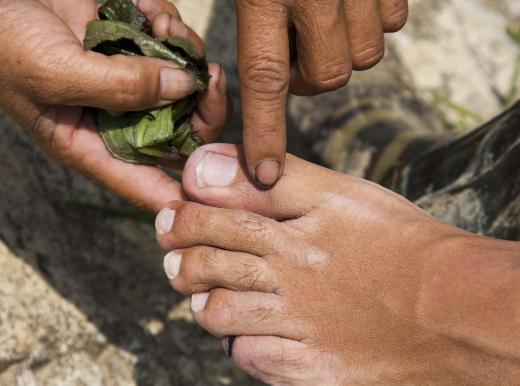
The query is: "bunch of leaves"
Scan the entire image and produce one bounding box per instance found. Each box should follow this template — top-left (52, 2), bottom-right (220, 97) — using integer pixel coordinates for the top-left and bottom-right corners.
top-left (83, 0), bottom-right (209, 164)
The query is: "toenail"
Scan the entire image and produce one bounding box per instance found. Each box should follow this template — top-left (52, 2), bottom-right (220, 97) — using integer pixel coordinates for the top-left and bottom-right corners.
top-left (196, 152), bottom-right (239, 187)
top-left (163, 252), bottom-right (181, 279)
top-left (255, 160), bottom-right (281, 188)
top-left (155, 208), bottom-right (176, 235)
top-left (191, 292), bottom-right (209, 312)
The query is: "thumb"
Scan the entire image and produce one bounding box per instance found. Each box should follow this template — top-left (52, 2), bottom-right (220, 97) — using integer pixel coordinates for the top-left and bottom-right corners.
top-left (28, 48), bottom-right (198, 111)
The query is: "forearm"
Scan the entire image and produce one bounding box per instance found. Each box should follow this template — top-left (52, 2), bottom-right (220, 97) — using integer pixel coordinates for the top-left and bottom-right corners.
top-left (419, 231), bottom-right (520, 382)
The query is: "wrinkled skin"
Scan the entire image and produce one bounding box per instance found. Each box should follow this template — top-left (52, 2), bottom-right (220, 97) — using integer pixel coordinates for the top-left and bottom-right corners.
top-left (0, 0), bottom-right (230, 212)
top-left (234, 0), bottom-right (409, 187)
top-left (156, 144), bottom-right (520, 385)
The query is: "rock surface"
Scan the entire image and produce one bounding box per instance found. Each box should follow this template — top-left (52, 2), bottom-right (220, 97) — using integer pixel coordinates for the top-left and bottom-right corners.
top-left (1, 1), bottom-right (518, 385)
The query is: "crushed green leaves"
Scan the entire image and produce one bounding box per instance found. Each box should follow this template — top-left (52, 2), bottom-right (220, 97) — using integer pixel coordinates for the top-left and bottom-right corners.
top-left (83, 0), bottom-right (209, 164)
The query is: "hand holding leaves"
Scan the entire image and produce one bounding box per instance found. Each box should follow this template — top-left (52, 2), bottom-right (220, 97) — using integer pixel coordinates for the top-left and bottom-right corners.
top-left (0, 0), bottom-right (230, 212)
top-left (84, 0), bottom-right (211, 164)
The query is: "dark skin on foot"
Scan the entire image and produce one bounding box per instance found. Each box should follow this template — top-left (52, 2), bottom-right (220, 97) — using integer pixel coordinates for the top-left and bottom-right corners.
top-left (155, 144), bottom-right (520, 386)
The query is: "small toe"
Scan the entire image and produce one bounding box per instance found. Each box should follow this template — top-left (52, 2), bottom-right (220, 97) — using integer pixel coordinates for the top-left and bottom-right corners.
top-left (191, 289), bottom-right (306, 340)
top-left (228, 336), bottom-right (324, 386)
top-left (164, 246), bottom-right (279, 295)
top-left (155, 201), bottom-right (299, 258)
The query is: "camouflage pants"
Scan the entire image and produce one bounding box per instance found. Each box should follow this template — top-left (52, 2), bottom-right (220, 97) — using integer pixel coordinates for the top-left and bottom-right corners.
top-left (308, 99), bottom-right (520, 242)
top-left (389, 101), bottom-right (520, 241)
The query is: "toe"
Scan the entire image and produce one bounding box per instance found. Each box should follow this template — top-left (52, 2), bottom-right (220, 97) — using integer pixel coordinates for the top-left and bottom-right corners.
top-left (182, 144), bottom-right (341, 220)
top-left (228, 336), bottom-right (325, 386)
top-left (155, 201), bottom-right (300, 257)
top-left (190, 289), bottom-right (306, 340)
top-left (163, 246), bottom-right (278, 294)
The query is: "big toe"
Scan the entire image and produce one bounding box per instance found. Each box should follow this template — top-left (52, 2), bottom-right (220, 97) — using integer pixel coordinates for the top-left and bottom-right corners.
top-left (183, 144), bottom-right (337, 219)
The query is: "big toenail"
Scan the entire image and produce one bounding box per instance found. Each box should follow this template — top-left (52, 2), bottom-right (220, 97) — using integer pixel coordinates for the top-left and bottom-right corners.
top-left (191, 292), bottom-right (209, 312)
top-left (255, 160), bottom-right (281, 188)
top-left (155, 208), bottom-right (176, 235)
top-left (164, 252), bottom-right (181, 279)
top-left (196, 152), bottom-right (238, 187)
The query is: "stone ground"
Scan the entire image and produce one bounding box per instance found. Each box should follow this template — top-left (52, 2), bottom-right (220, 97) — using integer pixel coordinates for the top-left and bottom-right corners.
top-left (0, 1), bottom-right (519, 385)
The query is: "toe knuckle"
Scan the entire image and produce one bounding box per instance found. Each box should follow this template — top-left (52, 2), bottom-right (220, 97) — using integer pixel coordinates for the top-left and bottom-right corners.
top-left (236, 263), bottom-right (265, 291)
top-left (242, 53), bottom-right (289, 102)
top-left (200, 247), bottom-right (221, 282)
top-left (232, 211), bottom-right (273, 240)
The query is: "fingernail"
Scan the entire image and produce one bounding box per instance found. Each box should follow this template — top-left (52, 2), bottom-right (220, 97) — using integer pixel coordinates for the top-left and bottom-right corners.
top-left (160, 68), bottom-right (197, 101)
top-left (137, 0), bottom-right (160, 14)
top-left (191, 292), bottom-right (209, 313)
top-left (255, 160), bottom-right (281, 188)
top-left (155, 208), bottom-right (175, 235)
top-left (169, 16), bottom-right (188, 37)
top-left (196, 152), bottom-right (239, 188)
top-left (163, 252), bottom-right (181, 279)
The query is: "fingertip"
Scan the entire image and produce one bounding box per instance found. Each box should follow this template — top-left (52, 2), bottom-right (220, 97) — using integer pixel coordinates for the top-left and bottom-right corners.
top-left (254, 160), bottom-right (282, 189)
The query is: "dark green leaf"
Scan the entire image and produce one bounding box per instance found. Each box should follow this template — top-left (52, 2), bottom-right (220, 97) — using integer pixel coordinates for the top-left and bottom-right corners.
top-left (84, 0), bottom-right (209, 164)
top-left (98, 0), bottom-right (148, 32)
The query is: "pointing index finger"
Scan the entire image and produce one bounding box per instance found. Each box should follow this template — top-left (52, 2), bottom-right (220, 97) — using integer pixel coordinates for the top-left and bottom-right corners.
top-left (235, 0), bottom-right (290, 188)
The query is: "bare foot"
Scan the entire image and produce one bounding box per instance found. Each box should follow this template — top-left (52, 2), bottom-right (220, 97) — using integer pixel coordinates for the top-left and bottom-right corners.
top-left (154, 144), bottom-right (520, 385)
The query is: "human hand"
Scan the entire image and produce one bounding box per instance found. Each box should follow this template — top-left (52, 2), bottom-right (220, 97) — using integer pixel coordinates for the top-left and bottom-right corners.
top-left (235, 0), bottom-right (408, 187)
top-left (0, 0), bottom-right (231, 212)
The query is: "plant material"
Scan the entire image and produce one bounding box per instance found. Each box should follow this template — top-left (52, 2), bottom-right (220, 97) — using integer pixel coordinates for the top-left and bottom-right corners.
top-left (83, 0), bottom-right (209, 164)
top-left (507, 21), bottom-right (520, 46)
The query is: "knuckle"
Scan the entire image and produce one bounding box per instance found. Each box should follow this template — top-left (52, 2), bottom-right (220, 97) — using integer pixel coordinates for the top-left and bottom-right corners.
top-left (303, 59), bottom-right (352, 92)
top-left (231, 211), bottom-right (273, 240)
top-left (24, 47), bottom-right (83, 105)
top-left (236, 262), bottom-right (264, 290)
top-left (200, 247), bottom-right (221, 282)
top-left (351, 41), bottom-right (385, 70)
top-left (114, 64), bottom-right (155, 109)
top-left (242, 54), bottom-right (289, 102)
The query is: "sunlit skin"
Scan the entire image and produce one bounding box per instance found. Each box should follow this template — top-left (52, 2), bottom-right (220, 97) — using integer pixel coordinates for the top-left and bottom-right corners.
top-left (156, 144), bottom-right (520, 385)
top-left (0, 0), bottom-right (230, 212)
top-left (233, 0), bottom-right (408, 187)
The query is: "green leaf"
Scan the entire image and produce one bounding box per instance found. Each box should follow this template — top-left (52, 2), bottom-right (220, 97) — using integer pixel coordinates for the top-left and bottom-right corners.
top-left (85, 20), bottom-right (191, 68)
top-left (98, 0), bottom-right (148, 32)
top-left (508, 23), bottom-right (520, 46)
top-left (83, 0), bottom-right (209, 164)
top-left (97, 103), bottom-right (202, 164)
